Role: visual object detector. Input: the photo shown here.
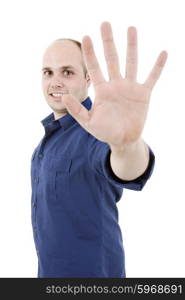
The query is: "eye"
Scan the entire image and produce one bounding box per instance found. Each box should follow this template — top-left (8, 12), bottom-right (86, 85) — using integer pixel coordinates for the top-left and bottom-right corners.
top-left (63, 70), bottom-right (74, 76)
top-left (43, 70), bottom-right (52, 76)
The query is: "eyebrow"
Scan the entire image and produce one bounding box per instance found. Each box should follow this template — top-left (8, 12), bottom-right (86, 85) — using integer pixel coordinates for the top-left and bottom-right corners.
top-left (42, 65), bottom-right (75, 71)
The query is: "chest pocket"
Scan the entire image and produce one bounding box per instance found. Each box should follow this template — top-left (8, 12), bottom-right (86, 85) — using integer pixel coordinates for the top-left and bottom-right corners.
top-left (50, 155), bottom-right (72, 207)
top-left (51, 155), bottom-right (72, 173)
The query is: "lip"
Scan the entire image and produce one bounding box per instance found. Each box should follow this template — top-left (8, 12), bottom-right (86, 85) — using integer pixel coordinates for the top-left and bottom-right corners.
top-left (49, 94), bottom-right (63, 102)
top-left (49, 95), bottom-right (62, 102)
top-left (49, 91), bottom-right (68, 94)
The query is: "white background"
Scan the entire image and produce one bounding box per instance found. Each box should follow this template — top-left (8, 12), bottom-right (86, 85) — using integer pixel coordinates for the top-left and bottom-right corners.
top-left (0, 0), bottom-right (184, 277)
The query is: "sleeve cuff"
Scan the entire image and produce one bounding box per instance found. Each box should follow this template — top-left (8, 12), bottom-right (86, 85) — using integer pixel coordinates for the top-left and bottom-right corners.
top-left (101, 144), bottom-right (155, 190)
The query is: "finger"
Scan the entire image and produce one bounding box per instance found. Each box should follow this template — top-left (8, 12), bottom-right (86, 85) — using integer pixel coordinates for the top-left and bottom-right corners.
top-left (144, 51), bottom-right (168, 90)
top-left (62, 94), bottom-right (90, 129)
top-left (100, 21), bottom-right (121, 80)
top-left (82, 35), bottom-right (105, 88)
top-left (125, 26), bottom-right (138, 81)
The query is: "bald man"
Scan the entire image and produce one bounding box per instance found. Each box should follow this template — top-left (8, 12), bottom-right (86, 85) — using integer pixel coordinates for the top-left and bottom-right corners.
top-left (31, 22), bottom-right (167, 278)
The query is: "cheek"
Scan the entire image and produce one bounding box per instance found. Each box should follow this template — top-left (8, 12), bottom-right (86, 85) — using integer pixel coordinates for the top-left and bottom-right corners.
top-left (42, 80), bottom-right (48, 92)
top-left (72, 78), bottom-right (86, 89)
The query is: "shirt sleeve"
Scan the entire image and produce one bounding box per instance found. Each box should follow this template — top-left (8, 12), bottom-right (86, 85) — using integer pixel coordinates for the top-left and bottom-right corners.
top-left (87, 134), bottom-right (155, 191)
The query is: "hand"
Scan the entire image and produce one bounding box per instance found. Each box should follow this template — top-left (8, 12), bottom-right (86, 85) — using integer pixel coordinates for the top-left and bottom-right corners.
top-left (62, 22), bottom-right (168, 149)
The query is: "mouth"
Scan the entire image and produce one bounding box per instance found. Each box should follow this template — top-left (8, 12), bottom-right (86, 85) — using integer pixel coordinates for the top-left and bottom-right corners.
top-left (49, 93), bottom-right (63, 102)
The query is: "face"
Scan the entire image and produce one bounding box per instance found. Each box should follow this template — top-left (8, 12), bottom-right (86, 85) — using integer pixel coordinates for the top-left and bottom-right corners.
top-left (42, 40), bottom-right (91, 120)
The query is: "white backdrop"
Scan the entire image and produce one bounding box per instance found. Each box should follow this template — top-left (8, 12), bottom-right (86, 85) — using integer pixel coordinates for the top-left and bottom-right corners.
top-left (0, 0), bottom-right (184, 277)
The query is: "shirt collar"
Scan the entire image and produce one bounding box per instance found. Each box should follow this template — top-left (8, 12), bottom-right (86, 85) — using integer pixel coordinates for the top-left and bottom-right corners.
top-left (41, 96), bottom-right (92, 135)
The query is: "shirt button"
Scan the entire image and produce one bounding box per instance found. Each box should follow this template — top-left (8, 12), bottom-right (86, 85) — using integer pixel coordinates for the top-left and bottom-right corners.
top-left (33, 226), bottom-right (37, 230)
top-left (38, 153), bottom-right (43, 159)
top-left (32, 202), bottom-right (36, 207)
top-left (34, 177), bottom-right (39, 183)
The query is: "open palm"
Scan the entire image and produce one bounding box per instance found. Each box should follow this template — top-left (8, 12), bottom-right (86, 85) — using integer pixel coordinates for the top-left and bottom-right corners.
top-left (62, 22), bottom-right (167, 148)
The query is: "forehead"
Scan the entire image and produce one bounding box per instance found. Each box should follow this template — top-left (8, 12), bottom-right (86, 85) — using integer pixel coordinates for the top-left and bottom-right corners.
top-left (42, 40), bottom-right (83, 69)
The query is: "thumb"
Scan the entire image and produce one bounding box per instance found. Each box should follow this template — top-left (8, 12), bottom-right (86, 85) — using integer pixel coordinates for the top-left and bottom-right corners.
top-left (62, 94), bottom-right (90, 128)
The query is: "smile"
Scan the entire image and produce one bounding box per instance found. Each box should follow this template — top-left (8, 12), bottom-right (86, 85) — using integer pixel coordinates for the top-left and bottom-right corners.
top-left (50, 93), bottom-right (63, 97)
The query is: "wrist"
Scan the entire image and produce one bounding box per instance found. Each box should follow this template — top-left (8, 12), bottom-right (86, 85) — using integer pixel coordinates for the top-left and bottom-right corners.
top-left (109, 138), bottom-right (143, 155)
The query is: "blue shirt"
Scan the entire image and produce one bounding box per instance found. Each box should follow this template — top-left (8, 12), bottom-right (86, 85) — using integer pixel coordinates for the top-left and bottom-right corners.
top-left (31, 96), bottom-right (155, 278)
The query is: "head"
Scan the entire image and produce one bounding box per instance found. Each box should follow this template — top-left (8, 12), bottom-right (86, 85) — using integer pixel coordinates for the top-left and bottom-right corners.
top-left (42, 38), bottom-right (91, 120)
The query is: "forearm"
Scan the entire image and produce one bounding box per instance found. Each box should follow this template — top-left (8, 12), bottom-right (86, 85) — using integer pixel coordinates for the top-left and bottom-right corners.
top-left (109, 138), bottom-right (149, 181)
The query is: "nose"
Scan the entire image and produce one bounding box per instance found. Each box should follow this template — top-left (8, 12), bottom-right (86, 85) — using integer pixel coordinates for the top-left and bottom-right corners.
top-left (50, 74), bottom-right (65, 88)
top-left (51, 83), bottom-right (64, 90)
top-left (51, 81), bottom-right (65, 89)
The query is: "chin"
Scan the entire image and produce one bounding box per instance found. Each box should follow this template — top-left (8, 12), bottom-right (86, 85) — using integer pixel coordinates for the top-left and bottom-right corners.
top-left (52, 105), bottom-right (68, 114)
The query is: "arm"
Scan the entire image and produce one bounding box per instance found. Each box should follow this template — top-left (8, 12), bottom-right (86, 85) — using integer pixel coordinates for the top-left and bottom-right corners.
top-left (61, 22), bottom-right (167, 179)
top-left (109, 138), bottom-right (149, 181)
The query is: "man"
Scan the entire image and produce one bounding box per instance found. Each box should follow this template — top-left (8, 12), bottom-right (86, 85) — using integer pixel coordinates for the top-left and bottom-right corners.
top-left (31, 22), bottom-right (167, 277)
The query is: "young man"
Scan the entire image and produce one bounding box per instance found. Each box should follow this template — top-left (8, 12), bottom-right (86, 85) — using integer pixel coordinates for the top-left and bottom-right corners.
top-left (31, 22), bottom-right (167, 277)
